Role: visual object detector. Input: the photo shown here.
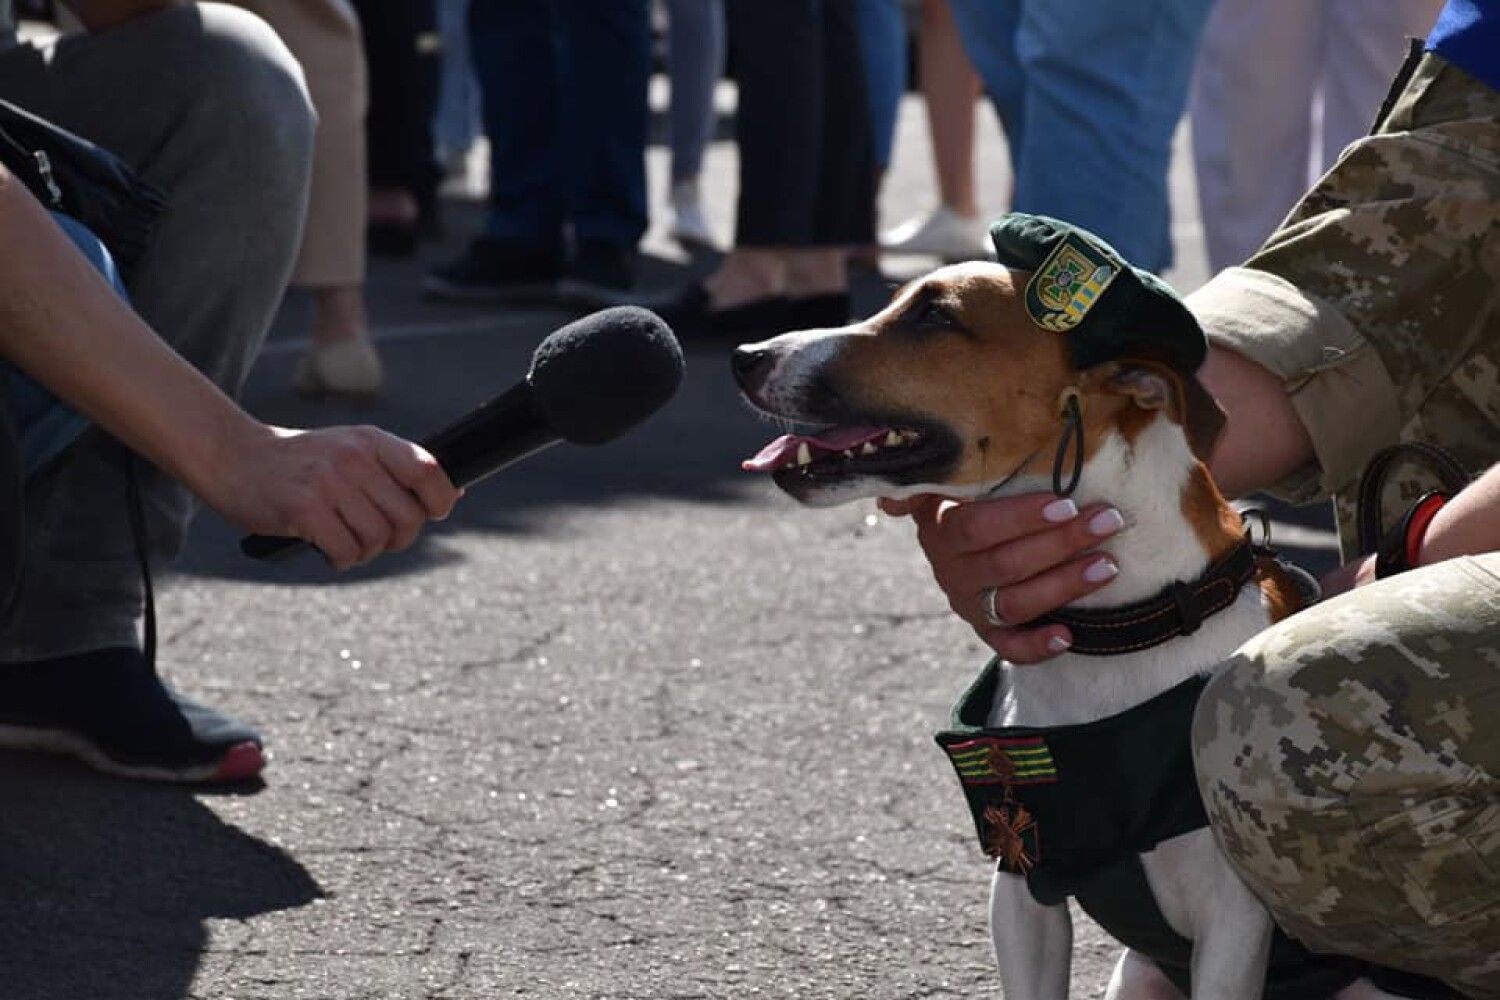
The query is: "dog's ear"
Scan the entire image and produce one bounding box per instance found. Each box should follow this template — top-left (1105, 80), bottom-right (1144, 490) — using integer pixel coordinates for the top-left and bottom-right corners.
top-left (1089, 359), bottom-right (1227, 463)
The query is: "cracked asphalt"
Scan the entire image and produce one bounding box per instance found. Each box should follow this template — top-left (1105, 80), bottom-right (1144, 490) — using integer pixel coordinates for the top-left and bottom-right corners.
top-left (0, 95), bottom-right (1337, 999)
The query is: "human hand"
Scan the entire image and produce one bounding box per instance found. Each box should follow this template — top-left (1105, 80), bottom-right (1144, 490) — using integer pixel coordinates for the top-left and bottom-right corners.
top-left (200, 424), bottom-right (461, 571)
top-left (877, 493), bottom-right (1126, 663)
top-left (1318, 553), bottom-right (1376, 599)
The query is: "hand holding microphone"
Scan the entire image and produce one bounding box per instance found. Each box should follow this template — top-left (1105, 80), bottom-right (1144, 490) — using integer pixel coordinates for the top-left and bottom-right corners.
top-left (239, 307), bottom-right (684, 564)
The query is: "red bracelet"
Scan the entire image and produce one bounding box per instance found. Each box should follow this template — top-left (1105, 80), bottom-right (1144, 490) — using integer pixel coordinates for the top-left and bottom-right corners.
top-left (1376, 492), bottom-right (1448, 580)
top-left (1404, 493), bottom-right (1447, 569)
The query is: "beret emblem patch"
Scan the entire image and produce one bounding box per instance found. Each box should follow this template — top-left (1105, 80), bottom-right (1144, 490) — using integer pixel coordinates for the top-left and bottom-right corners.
top-left (1025, 233), bottom-right (1118, 333)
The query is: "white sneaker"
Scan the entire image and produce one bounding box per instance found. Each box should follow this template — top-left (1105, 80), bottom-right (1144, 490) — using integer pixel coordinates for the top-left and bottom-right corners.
top-left (669, 178), bottom-right (716, 250)
top-left (880, 205), bottom-right (989, 261)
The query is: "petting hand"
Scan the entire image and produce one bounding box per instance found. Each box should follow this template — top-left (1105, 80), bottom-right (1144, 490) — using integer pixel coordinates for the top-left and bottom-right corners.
top-left (1318, 553), bottom-right (1377, 599)
top-left (202, 424), bottom-right (461, 571)
top-left (878, 492), bottom-right (1126, 664)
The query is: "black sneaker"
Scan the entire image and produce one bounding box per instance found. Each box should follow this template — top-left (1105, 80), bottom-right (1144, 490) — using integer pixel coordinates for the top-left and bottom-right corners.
top-left (0, 647), bottom-right (264, 783)
top-left (556, 241), bottom-right (638, 307)
top-left (656, 283), bottom-right (793, 339)
top-left (424, 237), bottom-right (564, 303)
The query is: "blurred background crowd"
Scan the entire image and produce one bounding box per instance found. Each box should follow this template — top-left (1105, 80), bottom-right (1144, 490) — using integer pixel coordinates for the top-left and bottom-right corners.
top-left (67, 0), bottom-right (1441, 399)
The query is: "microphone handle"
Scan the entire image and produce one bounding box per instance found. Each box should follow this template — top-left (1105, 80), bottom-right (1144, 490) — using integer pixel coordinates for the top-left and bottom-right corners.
top-left (239, 381), bottom-right (559, 562)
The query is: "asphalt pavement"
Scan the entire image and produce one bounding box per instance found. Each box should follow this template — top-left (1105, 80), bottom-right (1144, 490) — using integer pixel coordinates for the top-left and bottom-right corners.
top-left (0, 93), bottom-right (1339, 999)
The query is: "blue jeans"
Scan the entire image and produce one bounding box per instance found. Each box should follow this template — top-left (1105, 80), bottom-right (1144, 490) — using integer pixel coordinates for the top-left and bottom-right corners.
top-left (468, 0), bottom-right (651, 250)
top-left (435, 0), bottom-right (481, 157)
top-left (3, 214), bottom-right (123, 478)
top-left (855, 0), bottom-right (907, 172)
top-left (947, 0), bottom-right (1215, 271)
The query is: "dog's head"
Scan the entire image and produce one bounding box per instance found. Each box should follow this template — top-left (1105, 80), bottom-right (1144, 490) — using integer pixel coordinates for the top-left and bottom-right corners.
top-left (734, 221), bottom-right (1225, 507)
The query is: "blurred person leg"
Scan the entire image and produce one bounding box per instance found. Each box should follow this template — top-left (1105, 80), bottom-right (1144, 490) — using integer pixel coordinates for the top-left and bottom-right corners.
top-left (950, 0), bottom-right (1212, 270)
top-left (947, 0), bottom-right (1023, 152)
top-left (352, 0), bottom-right (441, 256)
top-left (0, 3), bottom-right (315, 781)
top-left (664, 0), bottom-right (874, 336)
top-left (436, 0), bottom-right (482, 175)
top-left (553, 0), bottom-right (651, 304)
top-left (881, 0), bottom-right (989, 261)
top-left (1190, 0), bottom-right (1319, 273)
top-left (1320, 0), bottom-right (1445, 169)
top-left (852, 0), bottom-right (903, 269)
top-left (855, 0), bottom-right (906, 174)
top-left (1013, 0), bottom-right (1214, 271)
top-left (429, 0), bottom-right (566, 300)
top-left (430, 0), bottom-right (650, 304)
top-left (238, 0), bottom-right (385, 398)
top-left (665, 0), bottom-right (725, 250)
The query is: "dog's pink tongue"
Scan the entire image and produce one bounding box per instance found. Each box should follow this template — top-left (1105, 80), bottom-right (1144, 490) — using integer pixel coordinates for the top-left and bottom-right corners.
top-left (742, 426), bottom-right (888, 472)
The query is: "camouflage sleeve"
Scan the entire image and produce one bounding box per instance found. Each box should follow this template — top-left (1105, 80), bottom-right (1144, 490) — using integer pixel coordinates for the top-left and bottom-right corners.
top-left (1187, 53), bottom-right (1500, 506)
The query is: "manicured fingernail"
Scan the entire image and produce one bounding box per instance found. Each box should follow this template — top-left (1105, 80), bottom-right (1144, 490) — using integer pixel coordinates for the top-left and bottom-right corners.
top-left (1043, 498), bottom-right (1078, 523)
top-left (1047, 635), bottom-right (1071, 653)
top-left (1084, 557), bottom-right (1119, 583)
top-left (1089, 508), bottom-right (1125, 537)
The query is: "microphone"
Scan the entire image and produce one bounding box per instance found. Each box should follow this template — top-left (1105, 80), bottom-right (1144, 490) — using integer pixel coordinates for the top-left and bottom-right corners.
top-left (241, 306), bottom-right (684, 562)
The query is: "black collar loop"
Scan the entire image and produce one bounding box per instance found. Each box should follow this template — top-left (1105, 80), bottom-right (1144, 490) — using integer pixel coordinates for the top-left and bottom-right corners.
top-left (1032, 541), bottom-right (1257, 656)
top-left (1052, 391), bottom-right (1084, 498)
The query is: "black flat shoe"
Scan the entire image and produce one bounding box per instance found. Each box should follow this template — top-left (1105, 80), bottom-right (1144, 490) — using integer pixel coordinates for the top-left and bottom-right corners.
top-left (366, 220), bottom-right (419, 259)
top-left (657, 284), bottom-right (792, 339)
top-left (424, 238), bottom-right (564, 303)
top-left (786, 292), bottom-right (852, 330)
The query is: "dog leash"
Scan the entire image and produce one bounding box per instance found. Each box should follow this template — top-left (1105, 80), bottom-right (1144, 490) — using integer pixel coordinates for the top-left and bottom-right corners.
top-left (1355, 441), bottom-right (1471, 580)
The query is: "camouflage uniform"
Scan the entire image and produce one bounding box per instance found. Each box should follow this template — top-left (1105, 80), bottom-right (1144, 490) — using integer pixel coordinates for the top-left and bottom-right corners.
top-left (1186, 51), bottom-right (1500, 997)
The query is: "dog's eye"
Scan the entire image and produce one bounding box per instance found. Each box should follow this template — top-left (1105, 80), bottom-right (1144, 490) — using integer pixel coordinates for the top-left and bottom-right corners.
top-left (911, 300), bottom-right (957, 329)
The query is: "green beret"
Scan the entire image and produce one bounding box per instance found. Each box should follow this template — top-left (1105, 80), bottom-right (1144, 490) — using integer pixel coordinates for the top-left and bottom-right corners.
top-left (989, 213), bottom-right (1205, 373)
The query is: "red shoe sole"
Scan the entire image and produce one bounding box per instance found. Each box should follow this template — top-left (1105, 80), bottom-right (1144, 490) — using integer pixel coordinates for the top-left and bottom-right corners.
top-left (210, 741), bottom-right (266, 783)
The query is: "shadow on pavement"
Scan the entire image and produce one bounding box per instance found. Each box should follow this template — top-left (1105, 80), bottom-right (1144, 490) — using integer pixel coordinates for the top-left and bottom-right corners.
top-left (0, 755), bottom-right (320, 1000)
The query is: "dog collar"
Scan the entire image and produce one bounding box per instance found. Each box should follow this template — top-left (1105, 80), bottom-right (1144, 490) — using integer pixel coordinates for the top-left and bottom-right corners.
top-left (1032, 540), bottom-right (1258, 656)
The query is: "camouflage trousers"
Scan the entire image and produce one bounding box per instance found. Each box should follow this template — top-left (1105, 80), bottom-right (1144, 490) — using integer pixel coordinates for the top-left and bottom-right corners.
top-left (1193, 553), bottom-right (1500, 999)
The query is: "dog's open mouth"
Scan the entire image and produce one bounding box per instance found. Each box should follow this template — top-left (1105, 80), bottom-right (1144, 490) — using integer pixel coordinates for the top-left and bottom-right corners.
top-left (741, 423), bottom-right (950, 488)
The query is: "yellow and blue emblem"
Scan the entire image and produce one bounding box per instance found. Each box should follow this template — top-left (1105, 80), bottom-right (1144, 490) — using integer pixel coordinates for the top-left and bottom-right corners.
top-left (1023, 232), bottom-right (1118, 333)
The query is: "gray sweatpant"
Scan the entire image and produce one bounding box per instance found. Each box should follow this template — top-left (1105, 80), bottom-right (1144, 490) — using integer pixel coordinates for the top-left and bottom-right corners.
top-left (0, 3), bottom-right (315, 661)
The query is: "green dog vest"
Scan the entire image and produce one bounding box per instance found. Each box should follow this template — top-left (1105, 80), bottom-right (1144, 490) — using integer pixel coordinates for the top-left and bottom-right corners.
top-left (935, 659), bottom-right (1363, 998)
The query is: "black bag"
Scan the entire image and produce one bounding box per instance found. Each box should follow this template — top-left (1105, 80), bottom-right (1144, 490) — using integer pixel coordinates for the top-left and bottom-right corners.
top-left (0, 99), bottom-right (165, 623)
top-left (0, 97), bottom-right (164, 282)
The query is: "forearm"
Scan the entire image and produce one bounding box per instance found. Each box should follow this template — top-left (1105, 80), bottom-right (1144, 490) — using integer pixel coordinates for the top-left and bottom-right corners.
top-left (0, 168), bottom-right (264, 498)
top-left (1199, 344), bottom-right (1315, 499)
top-left (1419, 464), bottom-right (1500, 566)
top-left (59, 0), bottom-right (181, 31)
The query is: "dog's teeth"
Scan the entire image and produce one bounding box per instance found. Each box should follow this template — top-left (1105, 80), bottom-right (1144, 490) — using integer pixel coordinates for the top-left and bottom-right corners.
top-left (796, 442), bottom-right (812, 466)
top-left (861, 442), bottom-right (878, 455)
top-left (884, 431), bottom-right (901, 447)
top-left (841, 449), bottom-right (854, 459)
top-left (899, 429), bottom-right (918, 443)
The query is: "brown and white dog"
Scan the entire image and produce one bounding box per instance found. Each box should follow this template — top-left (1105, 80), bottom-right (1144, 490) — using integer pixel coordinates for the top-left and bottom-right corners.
top-left (732, 261), bottom-right (1401, 1000)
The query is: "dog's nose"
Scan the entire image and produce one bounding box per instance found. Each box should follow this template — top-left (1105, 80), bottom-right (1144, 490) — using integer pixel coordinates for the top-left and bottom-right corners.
top-left (731, 345), bottom-right (776, 389)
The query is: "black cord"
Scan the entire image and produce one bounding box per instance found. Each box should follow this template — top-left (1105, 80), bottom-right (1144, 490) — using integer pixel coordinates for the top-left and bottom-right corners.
top-left (1052, 393), bottom-right (1084, 498)
top-left (124, 456), bottom-right (155, 667)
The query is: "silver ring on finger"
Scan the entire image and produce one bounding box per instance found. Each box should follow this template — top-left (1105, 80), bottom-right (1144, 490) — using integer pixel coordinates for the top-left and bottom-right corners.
top-left (980, 586), bottom-right (1009, 628)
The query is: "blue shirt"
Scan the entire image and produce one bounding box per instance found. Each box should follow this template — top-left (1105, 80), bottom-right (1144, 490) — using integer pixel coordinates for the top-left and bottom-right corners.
top-left (1428, 0), bottom-right (1500, 93)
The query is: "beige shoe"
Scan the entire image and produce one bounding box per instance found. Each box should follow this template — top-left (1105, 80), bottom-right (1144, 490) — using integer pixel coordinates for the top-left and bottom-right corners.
top-left (293, 338), bottom-right (385, 398)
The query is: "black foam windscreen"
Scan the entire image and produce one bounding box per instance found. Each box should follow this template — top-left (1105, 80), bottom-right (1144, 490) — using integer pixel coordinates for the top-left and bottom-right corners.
top-left (527, 306), bottom-right (684, 446)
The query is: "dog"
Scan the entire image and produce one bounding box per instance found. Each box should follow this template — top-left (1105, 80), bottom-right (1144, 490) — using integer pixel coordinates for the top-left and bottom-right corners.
top-left (731, 259), bottom-right (1412, 1000)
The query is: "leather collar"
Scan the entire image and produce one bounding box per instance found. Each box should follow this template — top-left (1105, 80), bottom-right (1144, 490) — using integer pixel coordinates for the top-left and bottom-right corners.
top-left (1033, 541), bottom-right (1258, 657)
